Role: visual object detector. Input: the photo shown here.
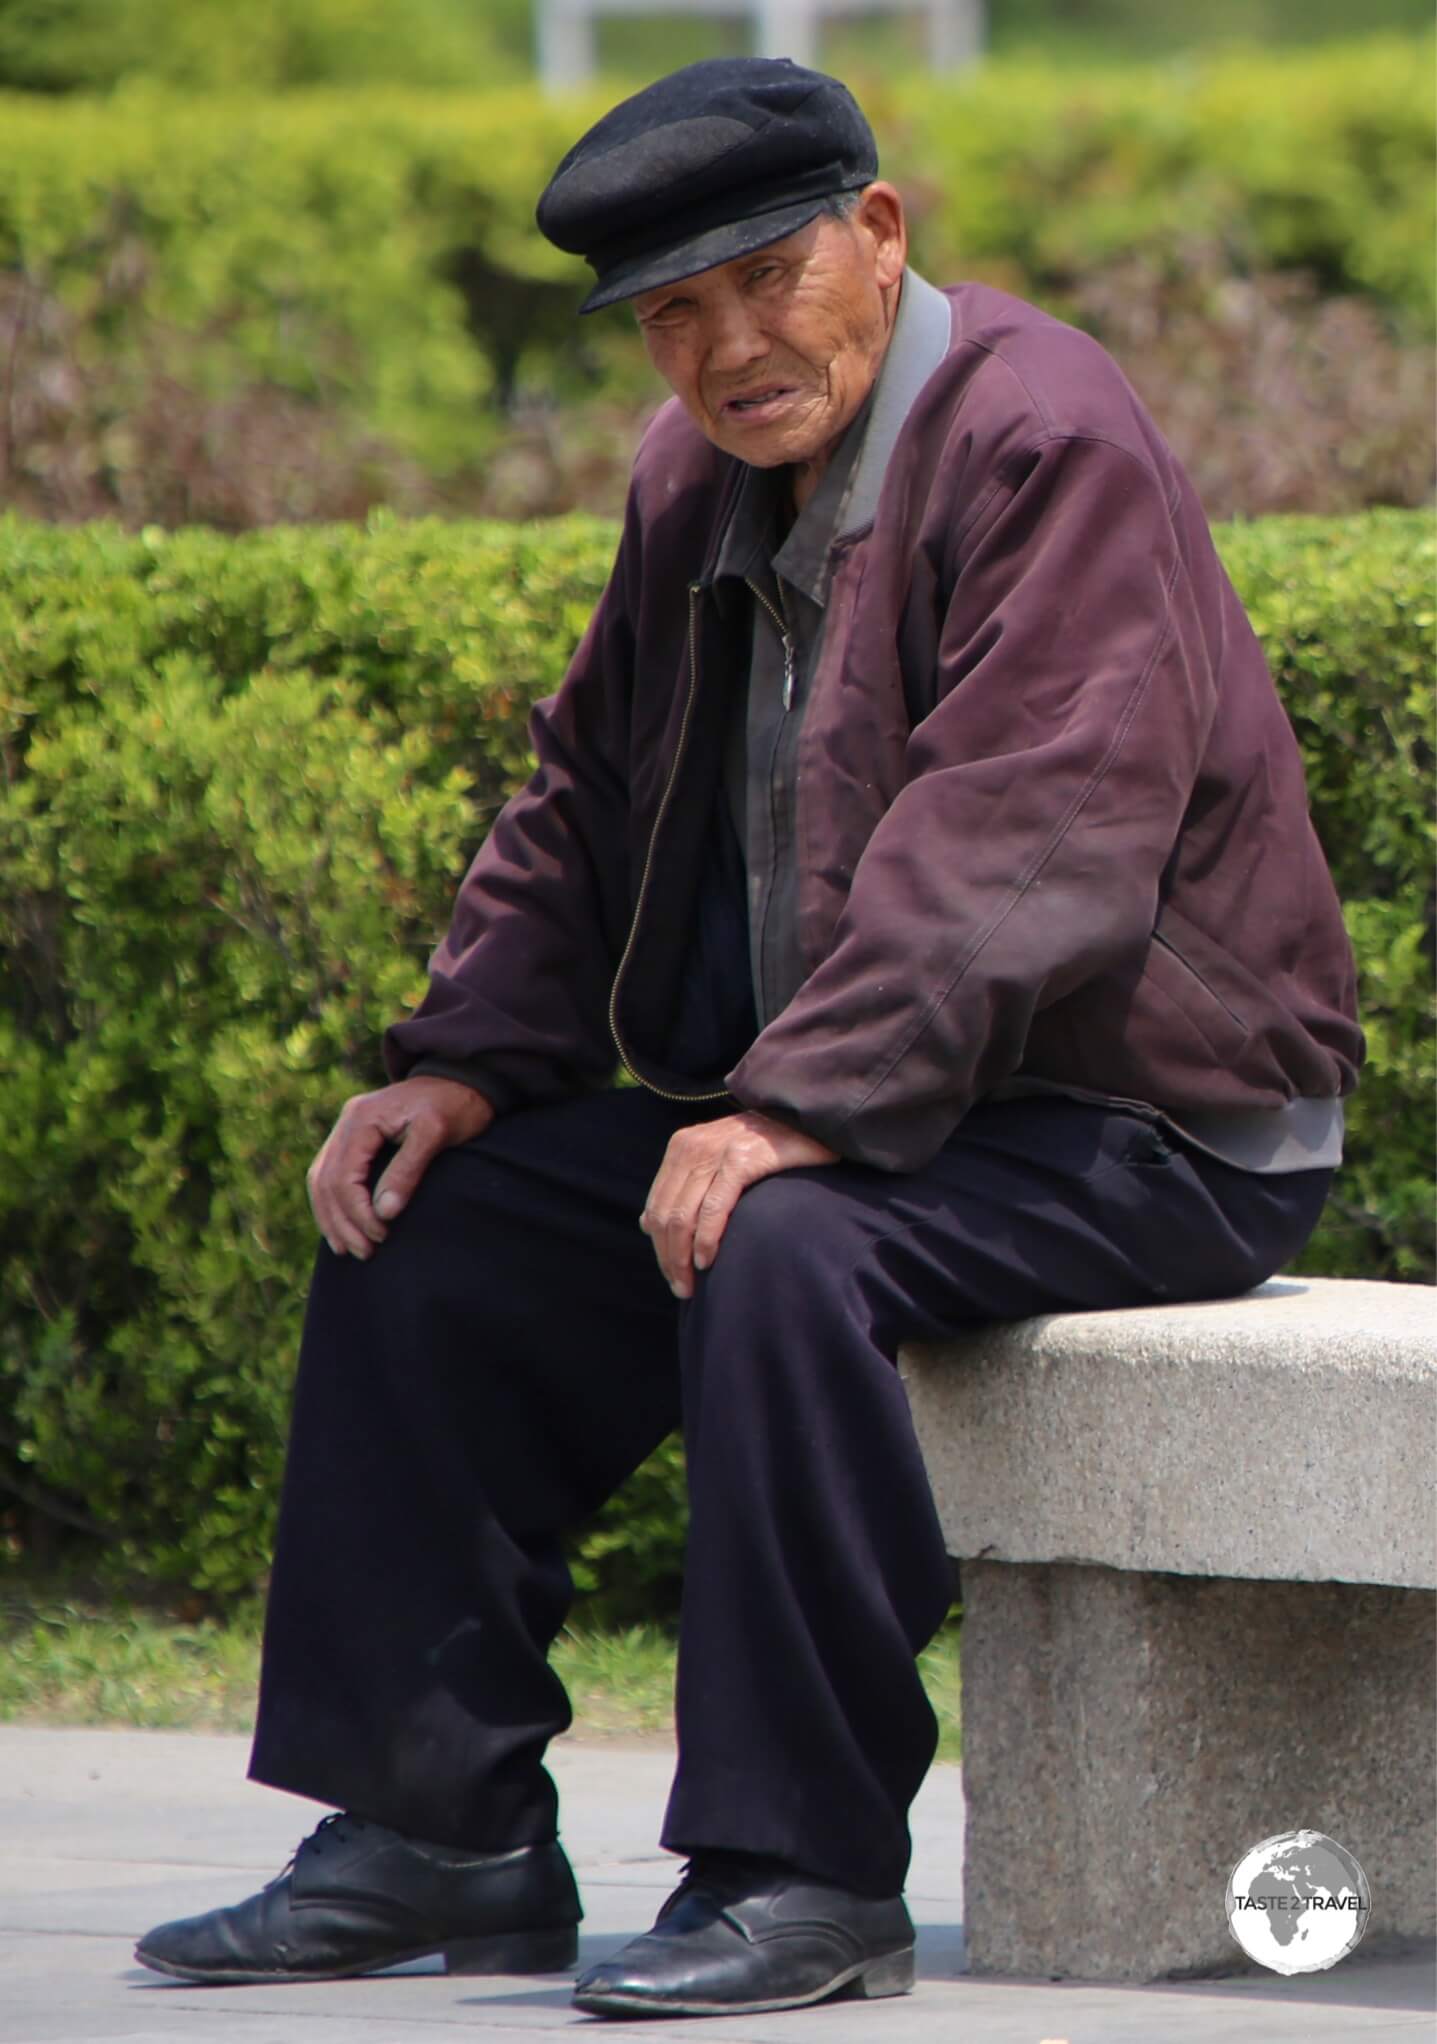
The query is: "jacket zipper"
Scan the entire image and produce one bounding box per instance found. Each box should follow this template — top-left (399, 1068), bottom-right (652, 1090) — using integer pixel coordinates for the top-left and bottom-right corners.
top-left (746, 576), bottom-right (796, 709)
top-left (607, 581), bottom-right (730, 1105)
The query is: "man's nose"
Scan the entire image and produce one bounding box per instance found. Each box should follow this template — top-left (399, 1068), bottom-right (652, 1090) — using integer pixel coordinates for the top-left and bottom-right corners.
top-left (704, 296), bottom-right (768, 374)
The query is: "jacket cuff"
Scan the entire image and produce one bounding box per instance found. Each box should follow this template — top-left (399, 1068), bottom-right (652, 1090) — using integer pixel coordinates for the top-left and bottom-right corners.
top-left (727, 1061), bottom-right (958, 1174)
top-left (406, 1060), bottom-right (516, 1118)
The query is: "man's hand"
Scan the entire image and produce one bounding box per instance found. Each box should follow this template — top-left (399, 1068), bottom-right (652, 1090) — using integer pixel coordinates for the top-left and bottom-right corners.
top-left (307, 1074), bottom-right (494, 1259)
top-left (641, 1110), bottom-right (838, 1299)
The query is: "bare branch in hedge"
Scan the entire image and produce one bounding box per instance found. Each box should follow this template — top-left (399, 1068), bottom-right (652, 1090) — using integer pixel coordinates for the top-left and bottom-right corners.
top-left (0, 1437), bottom-right (109, 1540)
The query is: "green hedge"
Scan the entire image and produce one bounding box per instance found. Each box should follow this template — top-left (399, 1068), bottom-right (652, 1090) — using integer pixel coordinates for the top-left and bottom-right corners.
top-left (5, 0), bottom-right (1434, 97)
top-left (0, 38), bottom-right (1430, 509)
top-left (0, 0), bottom-right (529, 94)
top-left (0, 508), bottom-right (1431, 1610)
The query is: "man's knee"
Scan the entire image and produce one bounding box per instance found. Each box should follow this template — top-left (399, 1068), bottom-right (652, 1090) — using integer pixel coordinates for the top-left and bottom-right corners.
top-left (707, 1171), bottom-right (851, 1294)
top-left (300, 1143), bottom-right (500, 1373)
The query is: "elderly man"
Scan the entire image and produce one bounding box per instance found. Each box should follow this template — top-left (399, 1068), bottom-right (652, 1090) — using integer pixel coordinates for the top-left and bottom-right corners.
top-left (136, 57), bottom-right (1361, 2019)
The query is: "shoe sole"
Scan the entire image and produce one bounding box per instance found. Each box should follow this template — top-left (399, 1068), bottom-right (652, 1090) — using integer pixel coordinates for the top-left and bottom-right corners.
top-left (571, 1941), bottom-right (915, 2016)
top-left (134, 1923), bottom-right (579, 1985)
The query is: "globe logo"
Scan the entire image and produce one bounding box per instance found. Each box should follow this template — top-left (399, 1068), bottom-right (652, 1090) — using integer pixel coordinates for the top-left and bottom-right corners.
top-left (1225, 1830), bottom-right (1371, 1975)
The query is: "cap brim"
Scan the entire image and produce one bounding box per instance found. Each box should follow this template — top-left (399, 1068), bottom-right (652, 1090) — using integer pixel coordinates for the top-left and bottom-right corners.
top-left (578, 196), bottom-right (829, 314)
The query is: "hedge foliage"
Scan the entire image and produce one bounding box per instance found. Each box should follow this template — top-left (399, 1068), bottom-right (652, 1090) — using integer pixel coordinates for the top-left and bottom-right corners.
top-left (0, 38), bottom-right (1430, 525)
top-left (0, 0), bottom-right (529, 94)
top-left (4, 0), bottom-right (1432, 96)
top-left (1, 508), bottom-right (1431, 1610)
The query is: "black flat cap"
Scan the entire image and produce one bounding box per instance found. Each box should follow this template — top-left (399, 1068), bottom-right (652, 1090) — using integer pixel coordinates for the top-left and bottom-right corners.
top-left (537, 57), bottom-right (878, 314)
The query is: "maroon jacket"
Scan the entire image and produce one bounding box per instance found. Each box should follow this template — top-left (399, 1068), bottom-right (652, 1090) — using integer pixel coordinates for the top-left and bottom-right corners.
top-left (387, 283), bottom-right (1362, 1172)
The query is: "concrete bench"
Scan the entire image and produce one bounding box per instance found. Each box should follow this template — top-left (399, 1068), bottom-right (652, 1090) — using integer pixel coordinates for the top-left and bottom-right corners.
top-left (899, 1276), bottom-right (1436, 1980)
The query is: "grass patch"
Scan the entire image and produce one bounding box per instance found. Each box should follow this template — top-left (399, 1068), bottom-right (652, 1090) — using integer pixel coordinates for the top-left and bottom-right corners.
top-left (0, 1583), bottom-right (266, 1732)
top-left (0, 1578), bottom-right (961, 1759)
top-left (920, 1632), bottom-right (963, 1764)
top-left (550, 1624), bottom-right (680, 1740)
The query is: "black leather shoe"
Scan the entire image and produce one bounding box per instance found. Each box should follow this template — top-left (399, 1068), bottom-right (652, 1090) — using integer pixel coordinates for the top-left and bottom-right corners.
top-left (571, 1853), bottom-right (914, 2018)
top-left (134, 1813), bottom-right (581, 1983)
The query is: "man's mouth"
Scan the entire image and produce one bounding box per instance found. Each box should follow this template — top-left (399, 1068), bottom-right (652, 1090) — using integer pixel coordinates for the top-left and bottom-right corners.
top-left (721, 385), bottom-right (798, 419)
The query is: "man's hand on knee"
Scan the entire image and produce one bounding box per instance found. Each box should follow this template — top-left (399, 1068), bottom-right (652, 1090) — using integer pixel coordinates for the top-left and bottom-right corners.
top-left (641, 1110), bottom-right (837, 1300)
top-left (307, 1075), bottom-right (494, 1260)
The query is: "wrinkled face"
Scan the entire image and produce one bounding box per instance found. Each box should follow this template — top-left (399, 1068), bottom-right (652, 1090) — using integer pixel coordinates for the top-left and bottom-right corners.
top-left (631, 184), bottom-right (906, 505)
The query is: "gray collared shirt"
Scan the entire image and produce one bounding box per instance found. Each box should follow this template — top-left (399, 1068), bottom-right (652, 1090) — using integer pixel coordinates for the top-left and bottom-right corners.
top-left (712, 436), bottom-right (855, 1026)
top-left (713, 268), bottom-right (955, 1029)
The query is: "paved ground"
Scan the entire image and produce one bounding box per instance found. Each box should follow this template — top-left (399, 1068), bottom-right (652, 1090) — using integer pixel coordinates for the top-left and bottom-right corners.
top-left (1, 1725), bottom-right (1432, 2043)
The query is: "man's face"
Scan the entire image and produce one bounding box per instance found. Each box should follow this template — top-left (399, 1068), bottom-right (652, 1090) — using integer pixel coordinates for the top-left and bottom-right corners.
top-left (631, 184), bottom-right (906, 503)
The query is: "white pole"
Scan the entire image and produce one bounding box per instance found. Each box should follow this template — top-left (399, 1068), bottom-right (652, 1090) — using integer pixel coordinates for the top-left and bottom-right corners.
top-left (929, 0), bottom-right (985, 70)
top-left (756, 0), bottom-right (818, 66)
top-left (537, 0), bottom-right (598, 93)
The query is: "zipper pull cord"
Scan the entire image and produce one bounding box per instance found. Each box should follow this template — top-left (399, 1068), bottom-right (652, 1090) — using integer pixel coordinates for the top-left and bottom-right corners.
top-left (746, 575), bottom-right (797, 711)
top-left (776, 582), bottom-right (796, 711)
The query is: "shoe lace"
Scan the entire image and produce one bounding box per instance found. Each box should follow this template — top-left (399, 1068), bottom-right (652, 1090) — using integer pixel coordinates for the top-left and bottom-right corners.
top-left (268, 1811), bottom-right (368, 1887)
top-left (656, 1851), bottom-right (775, 1924)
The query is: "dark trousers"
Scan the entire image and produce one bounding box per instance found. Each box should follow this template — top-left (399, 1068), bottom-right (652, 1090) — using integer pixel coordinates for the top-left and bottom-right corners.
top-left (248, 1088), bottom-right (1330, 1896)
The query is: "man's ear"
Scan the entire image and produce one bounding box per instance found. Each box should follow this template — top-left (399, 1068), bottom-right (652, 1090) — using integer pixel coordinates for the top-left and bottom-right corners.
top-left (853, 182), bottom-right (907, 292)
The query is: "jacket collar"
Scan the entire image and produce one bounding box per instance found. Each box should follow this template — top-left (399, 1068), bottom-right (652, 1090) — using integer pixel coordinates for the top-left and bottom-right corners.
top-left (709, 267), bottom-right (954, 607)
top-left (838, 267), bottom-right (953, 542)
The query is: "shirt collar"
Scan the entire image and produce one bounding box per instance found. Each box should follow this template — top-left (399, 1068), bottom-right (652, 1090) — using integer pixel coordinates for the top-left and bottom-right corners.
top-left (711, 267), bottom-right (954, 609)
top-left (839, 267), bottom-right (953, 543)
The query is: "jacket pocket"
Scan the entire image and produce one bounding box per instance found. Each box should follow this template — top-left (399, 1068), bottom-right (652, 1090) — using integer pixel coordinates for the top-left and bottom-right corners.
top-left (1145, 909), bottom-right (1252, 1064)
